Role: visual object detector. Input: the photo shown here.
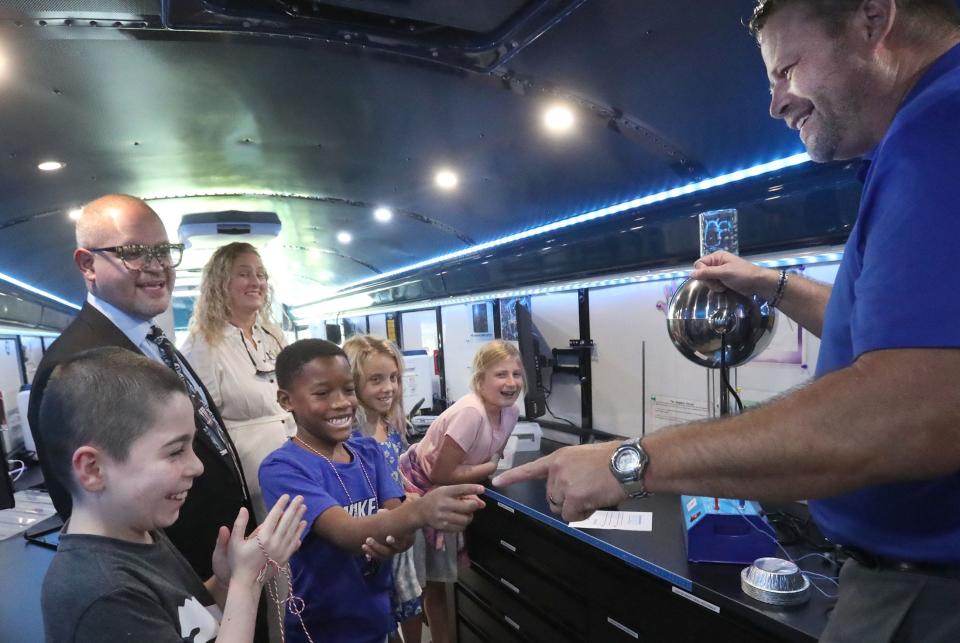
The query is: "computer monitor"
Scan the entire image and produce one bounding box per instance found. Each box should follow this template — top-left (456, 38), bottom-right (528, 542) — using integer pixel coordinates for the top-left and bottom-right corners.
top-left (514, 300), bottom-right (548, 419)
top-left (325, 322), bottom-right (343, 345)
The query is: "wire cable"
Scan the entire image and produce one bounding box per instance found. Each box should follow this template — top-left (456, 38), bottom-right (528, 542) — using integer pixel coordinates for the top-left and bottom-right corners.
top-left (543, 366), bottom-right (578, 427)
top-left (735, 505), bottom-right (840, 599)
top-left (7, 459), bottom-right (25, 482)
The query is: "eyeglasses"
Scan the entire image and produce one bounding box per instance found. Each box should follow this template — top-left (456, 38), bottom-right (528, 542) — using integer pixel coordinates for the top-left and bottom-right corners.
top-left (240, 330), bottom-right (281, 377)
top-left (90, 243), bottom-right (185, 270)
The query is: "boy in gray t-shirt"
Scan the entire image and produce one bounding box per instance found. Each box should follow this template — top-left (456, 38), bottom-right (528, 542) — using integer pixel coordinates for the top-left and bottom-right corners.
top-left (39, 348), bottom-right (306, 642)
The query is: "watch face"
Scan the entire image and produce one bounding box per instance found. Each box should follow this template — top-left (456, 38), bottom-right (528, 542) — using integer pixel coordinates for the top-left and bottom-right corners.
top-left (615, 449), bottom-right (641, 473)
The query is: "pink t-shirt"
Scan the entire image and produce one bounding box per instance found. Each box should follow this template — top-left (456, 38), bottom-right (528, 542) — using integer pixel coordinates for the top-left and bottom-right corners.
top-left (411, 392), bottom-right (519, 481)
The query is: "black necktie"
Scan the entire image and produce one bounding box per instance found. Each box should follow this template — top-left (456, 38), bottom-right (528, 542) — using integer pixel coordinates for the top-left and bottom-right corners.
top-left (147, 325), bottom-right (246, 495)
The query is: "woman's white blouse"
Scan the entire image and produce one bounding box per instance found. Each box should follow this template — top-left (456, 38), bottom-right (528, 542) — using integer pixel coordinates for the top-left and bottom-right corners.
top-left (181, 323), bottom-right (294, 519)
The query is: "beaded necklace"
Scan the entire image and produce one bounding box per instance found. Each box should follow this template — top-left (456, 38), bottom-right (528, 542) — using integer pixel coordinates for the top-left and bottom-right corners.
top-left (292, 436), bottom-right (377, 506)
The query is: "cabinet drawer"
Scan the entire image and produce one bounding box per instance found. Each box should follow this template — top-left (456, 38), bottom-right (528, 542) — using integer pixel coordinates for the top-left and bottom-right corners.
top-left (457, 615), bottom-right (494, 643)
top-left (588, 582), bottom-right (779, 643)
top-left (457, 585), bottom-right (524, 643)
top-left (470, 500), bottom-right (593, 588)
top-left (459, 565), bottom-right (581, 643)
top-left (468, 535), bottom-right (588, 636)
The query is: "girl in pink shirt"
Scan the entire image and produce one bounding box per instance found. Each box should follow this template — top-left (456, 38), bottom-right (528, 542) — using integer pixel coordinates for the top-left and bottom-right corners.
top-left (399, 339), bottom-right (524, 643)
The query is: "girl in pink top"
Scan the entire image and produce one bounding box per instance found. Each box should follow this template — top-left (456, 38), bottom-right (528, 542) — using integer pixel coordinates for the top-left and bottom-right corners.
top-left (399, 339), bottom-right (524, 643)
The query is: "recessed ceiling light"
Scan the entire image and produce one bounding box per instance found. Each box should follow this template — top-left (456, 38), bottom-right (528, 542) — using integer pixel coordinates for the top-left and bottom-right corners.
top-left (68, 208), bottom-right (83, 221)
top-left (374, 207), bottom-right (393, 223)
top-left (543, 104), bottom-right (575, 133)
top-left (38, 161), bottom-right (65, 172)
top-left (434, 169), bottom-right (459, 190)
top-left (337, 231), bottom-right (352, 244)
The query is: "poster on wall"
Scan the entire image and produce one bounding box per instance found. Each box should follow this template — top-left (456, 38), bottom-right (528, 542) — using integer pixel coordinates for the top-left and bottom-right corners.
top-left (649, 394), bottom-right (709, 433)
top-left (499, 296), bottom-right (531, 341)
top-left (471, 302), bottom-right (493, 336)
top-left (385, 312), bottom-right (400, 345)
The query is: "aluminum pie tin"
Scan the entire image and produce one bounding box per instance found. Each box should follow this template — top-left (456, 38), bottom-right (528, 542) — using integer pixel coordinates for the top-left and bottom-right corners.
top-left (741, 557), bottom-right (811, 606)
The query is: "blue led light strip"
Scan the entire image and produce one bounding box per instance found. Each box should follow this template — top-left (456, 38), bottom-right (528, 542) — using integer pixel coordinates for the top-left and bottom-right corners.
top-left (0, 271), bottom-right (82, 311)
top-left (311, 152), bottom-right (811, 302)
top-left (291, 247), bottom-right (843, 321)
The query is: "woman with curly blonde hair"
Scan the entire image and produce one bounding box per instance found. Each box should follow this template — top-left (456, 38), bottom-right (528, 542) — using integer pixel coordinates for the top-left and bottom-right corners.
top-left (182, 242), bottom-right (292, 520)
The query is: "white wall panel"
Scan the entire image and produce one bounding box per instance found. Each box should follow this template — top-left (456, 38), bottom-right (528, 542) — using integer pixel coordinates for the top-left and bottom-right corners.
top-left (400, 309), bottom-right (438, 352)
top-left (441, 302), bottom-right (496, 403)
top-left (368, 314), bottom-right (387, 339)
top-left (589, 279), bottom-right (709, 437)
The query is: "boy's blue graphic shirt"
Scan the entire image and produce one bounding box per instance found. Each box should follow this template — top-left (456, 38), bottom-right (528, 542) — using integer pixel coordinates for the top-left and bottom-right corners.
top-left (260, 435), bottom-right (404, 643)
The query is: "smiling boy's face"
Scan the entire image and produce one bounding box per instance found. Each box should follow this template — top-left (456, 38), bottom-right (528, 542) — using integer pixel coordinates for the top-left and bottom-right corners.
top-left (279, 355), bottom-right (358, 449)
top-left (96, 393), bottom-right (203, 541)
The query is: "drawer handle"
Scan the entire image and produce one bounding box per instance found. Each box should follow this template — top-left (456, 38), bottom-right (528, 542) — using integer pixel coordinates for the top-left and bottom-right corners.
top-left (607, 616), bottom-right (639, 639)
top-left (499, 539), bottom-right (517, 553)
top-left (499, 577), bottom-right (520, 594)
top-left (504, 615), bottom-right (520, 631)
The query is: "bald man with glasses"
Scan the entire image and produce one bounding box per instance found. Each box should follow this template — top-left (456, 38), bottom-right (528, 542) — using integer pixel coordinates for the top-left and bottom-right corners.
top-left (27, 195), bottom-right (260, 596)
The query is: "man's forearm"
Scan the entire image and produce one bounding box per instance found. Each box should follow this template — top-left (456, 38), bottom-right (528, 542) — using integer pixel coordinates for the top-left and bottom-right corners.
top-left (754, 270), bottom-right (830, 338)
top-left (773, 272), bottom-right (831, 338)
top-left (644, 348), bottom-right (960, 501)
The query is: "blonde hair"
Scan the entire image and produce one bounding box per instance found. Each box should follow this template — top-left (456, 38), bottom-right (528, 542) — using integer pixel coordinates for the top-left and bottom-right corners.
top-left (187, 242), bottom-right (283, 346)
top-left (342, 334), bottom-right (407, 443)
top-left (469, 339), bottom-right (526, 395)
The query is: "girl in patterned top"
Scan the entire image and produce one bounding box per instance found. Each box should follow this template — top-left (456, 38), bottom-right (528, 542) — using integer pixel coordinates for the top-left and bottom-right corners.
top-left (343, 335), bottom-right (424, 643)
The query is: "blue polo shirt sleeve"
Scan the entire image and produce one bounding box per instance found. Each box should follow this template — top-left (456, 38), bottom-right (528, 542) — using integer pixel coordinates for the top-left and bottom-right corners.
top-left (851, 89), bottom-right (960, 357)
top-left (259, 444), bottom-right (339, 539)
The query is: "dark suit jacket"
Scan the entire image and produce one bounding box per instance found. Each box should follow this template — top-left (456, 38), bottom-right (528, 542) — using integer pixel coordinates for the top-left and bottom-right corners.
top-left (28, 303), bottom-right (256, 579)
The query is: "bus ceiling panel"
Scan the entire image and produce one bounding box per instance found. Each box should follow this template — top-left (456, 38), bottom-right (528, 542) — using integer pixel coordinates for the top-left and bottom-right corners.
top-left (161, 0), bottom-right (587, 72)
top-left (501, 0), bottom-right (795, 179)
top-left (0, 32), bottom-right (682, 241)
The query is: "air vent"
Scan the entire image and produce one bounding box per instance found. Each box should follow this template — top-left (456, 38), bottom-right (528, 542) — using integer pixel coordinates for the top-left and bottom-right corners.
top-left (178, 211), bottom-right (281, 248)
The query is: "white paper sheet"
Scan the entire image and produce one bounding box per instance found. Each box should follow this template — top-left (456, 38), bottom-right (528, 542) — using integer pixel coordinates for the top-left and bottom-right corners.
top-left (568, 510), bottom-right (652, 532)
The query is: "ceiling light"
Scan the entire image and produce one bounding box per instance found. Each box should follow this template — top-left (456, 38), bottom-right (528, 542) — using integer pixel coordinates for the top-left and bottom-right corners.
top-left (38, 161), bottom-right (65, 172)
top-left (374, 207), bottom-right (393, 222)
top-left (543, 105), bottom-right (575, 133)
top-left (337, 231), bottom-right (352, 244)
top-left (68, 208), bottom-right (83, 221)
top-left (434, 169), bottom-right (459, 190)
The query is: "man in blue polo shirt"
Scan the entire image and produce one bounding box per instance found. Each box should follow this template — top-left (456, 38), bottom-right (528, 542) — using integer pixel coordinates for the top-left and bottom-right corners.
top-left (495, 1), bottom-right (960, 640)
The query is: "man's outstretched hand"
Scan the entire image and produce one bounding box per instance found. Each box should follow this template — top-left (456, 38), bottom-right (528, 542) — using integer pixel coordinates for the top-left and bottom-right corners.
top-left (492, 442), bottom-right (626, 522)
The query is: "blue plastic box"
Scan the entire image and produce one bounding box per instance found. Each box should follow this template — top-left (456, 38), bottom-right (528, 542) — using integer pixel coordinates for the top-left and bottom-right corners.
top-left (681, 495), bottom-right (777, 564)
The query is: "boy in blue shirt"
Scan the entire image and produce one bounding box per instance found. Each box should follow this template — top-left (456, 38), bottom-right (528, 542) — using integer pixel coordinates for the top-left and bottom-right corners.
top-left (39, 347), bottom-right (307, 643)
top-left (260, 339), bottom-right (484, 643)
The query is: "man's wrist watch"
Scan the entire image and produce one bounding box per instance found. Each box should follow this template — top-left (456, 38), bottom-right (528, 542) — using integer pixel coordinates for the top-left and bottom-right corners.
top-left (609, 438), bottom-right (650, 498)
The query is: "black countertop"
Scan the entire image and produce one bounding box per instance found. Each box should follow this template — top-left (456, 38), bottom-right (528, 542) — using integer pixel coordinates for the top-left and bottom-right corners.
top-left (485, 447), bottom-right (837, 643)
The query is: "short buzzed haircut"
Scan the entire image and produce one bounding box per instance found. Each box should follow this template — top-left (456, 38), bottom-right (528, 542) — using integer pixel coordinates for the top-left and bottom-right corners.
top-left (276, 339), bottom-right (348, 390)
top-left (749, 0), bottom-right (960, 38)
top-left (39, 347), bottom-right (188, 494)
